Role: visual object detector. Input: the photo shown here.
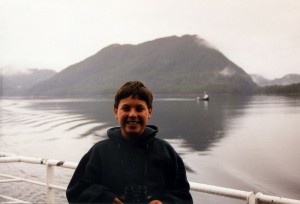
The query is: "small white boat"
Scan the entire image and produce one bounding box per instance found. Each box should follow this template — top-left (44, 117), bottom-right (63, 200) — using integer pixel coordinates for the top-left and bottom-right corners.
top-left (197, 91), bottom-right (209, 101)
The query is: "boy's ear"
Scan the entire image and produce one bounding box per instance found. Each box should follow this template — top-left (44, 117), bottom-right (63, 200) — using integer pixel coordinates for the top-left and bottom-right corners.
top-left (114, 107), bottom-right (118, 118)
top-left (148, 107), bottom-right (153, 117)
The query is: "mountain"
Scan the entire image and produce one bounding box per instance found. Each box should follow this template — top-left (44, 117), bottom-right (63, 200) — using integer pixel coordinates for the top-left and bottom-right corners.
top-left (272, 74), bottom-right (300, 86)
top-left (1, 69), bottom-right (57, 96)
top-left (28, 35), bottom-right (257, 97)
top-left (250, 74), bottom-right (271, 86)
top-left (250, 74), bottom-right (300, 86)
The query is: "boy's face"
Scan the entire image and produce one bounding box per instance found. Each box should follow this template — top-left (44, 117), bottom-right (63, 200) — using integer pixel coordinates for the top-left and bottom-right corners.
top-left (114, 96), bottom-right (152, 140)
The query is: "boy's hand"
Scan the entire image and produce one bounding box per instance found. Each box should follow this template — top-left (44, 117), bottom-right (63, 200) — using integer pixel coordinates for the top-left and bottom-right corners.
top-left (113, 197), bottom-right (123, 204)
top-left (148, 200), bottom-right (163, 204)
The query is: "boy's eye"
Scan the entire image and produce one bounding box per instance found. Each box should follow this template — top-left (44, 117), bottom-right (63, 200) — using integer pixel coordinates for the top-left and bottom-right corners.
top-left (136, 106), bottom-right (144, 112)
top-left (121, 106), bottom-right (130, 111)
top-left (121, 106), bottom-right (145, 112)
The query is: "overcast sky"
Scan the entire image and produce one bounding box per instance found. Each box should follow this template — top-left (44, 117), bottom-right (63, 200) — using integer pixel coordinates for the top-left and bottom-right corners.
top-left (1, 0), bottom-right (300, 79)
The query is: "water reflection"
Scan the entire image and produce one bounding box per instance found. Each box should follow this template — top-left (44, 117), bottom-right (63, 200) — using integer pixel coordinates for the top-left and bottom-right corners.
top-left (20, 95), bottom-right (253, 152)
top-left (151, 96), bottom-right (252, 151)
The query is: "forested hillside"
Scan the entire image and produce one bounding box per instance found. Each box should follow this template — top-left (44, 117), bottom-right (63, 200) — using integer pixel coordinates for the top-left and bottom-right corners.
top-left (28, 35), bottom-right (257, 97)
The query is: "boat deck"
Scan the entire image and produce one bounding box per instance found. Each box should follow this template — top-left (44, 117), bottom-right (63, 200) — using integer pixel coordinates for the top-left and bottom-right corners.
top-left (1, 152), bottom-right (300, 204)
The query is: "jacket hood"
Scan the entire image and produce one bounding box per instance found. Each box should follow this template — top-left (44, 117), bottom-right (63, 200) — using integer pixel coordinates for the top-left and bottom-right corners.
top-left (107, 125), bottom-right (159, 145)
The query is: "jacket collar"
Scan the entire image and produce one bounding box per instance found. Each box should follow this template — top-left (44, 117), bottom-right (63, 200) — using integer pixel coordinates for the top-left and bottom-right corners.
top-left (107, 125), bottom-right (158, 145)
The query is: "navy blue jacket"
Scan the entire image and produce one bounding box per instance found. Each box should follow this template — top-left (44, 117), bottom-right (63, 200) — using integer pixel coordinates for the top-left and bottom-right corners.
top-left (66, 125), bottom-right (193, 203)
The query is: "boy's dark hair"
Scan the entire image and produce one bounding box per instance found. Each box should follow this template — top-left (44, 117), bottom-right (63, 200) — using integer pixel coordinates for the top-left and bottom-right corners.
top-left (114, 81), bottom-right (153, 109)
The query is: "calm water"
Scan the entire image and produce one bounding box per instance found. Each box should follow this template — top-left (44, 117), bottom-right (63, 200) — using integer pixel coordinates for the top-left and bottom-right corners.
top-left (1, 95), bottom-right (300, 203)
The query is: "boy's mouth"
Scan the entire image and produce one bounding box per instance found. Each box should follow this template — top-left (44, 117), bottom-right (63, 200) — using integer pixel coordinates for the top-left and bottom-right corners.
top-left (126, 120), bottom-right (140, 125)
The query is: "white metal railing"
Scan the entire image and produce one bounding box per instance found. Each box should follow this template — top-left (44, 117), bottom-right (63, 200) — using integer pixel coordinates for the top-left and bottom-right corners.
top-left (0, 152), bottom-right (77, 204)
top-left (1, 152), bottom-right (300, 204)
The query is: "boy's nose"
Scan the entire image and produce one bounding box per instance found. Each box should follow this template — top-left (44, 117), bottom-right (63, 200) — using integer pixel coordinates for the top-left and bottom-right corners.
top-left (129, 109), bottom-right (137, 117)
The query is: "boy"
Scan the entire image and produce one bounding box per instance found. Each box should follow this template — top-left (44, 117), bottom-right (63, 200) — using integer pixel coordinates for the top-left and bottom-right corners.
top-left (66, 81), bottom-right (193, 204)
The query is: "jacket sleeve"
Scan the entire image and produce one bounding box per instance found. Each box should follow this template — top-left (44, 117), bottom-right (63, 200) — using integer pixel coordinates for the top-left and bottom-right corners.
top-left (66, 146), bottom-right (116, 203)
top-left (161, 147), bottom-right (193, 204)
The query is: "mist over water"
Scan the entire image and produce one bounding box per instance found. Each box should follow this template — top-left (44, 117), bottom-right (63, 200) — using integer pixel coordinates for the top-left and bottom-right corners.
top-left (1, 95), bottom-right (300, 203)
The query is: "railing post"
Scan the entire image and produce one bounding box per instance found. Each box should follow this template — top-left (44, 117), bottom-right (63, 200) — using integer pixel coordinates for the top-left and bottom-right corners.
top-left (247, 192), bottom-right (256, 204)
top-left (254, 192), bottom-right (261, 204)
top-left (46, 164), bottom-right (54, 204)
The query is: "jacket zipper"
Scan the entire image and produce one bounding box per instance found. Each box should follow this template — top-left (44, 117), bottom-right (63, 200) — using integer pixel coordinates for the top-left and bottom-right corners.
top-left (144, 144), bottom-right (149, 181)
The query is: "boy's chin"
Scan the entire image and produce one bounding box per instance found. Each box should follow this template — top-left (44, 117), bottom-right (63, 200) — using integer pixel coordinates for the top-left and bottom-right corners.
top-left (124, 130), bottom-right (144, 140)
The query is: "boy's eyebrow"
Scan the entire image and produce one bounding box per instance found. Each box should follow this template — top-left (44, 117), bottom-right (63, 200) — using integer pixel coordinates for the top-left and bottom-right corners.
top-left (120, 103), bottom-right (146, 107)
top-left (120, 104), bottom-right (130, 107)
